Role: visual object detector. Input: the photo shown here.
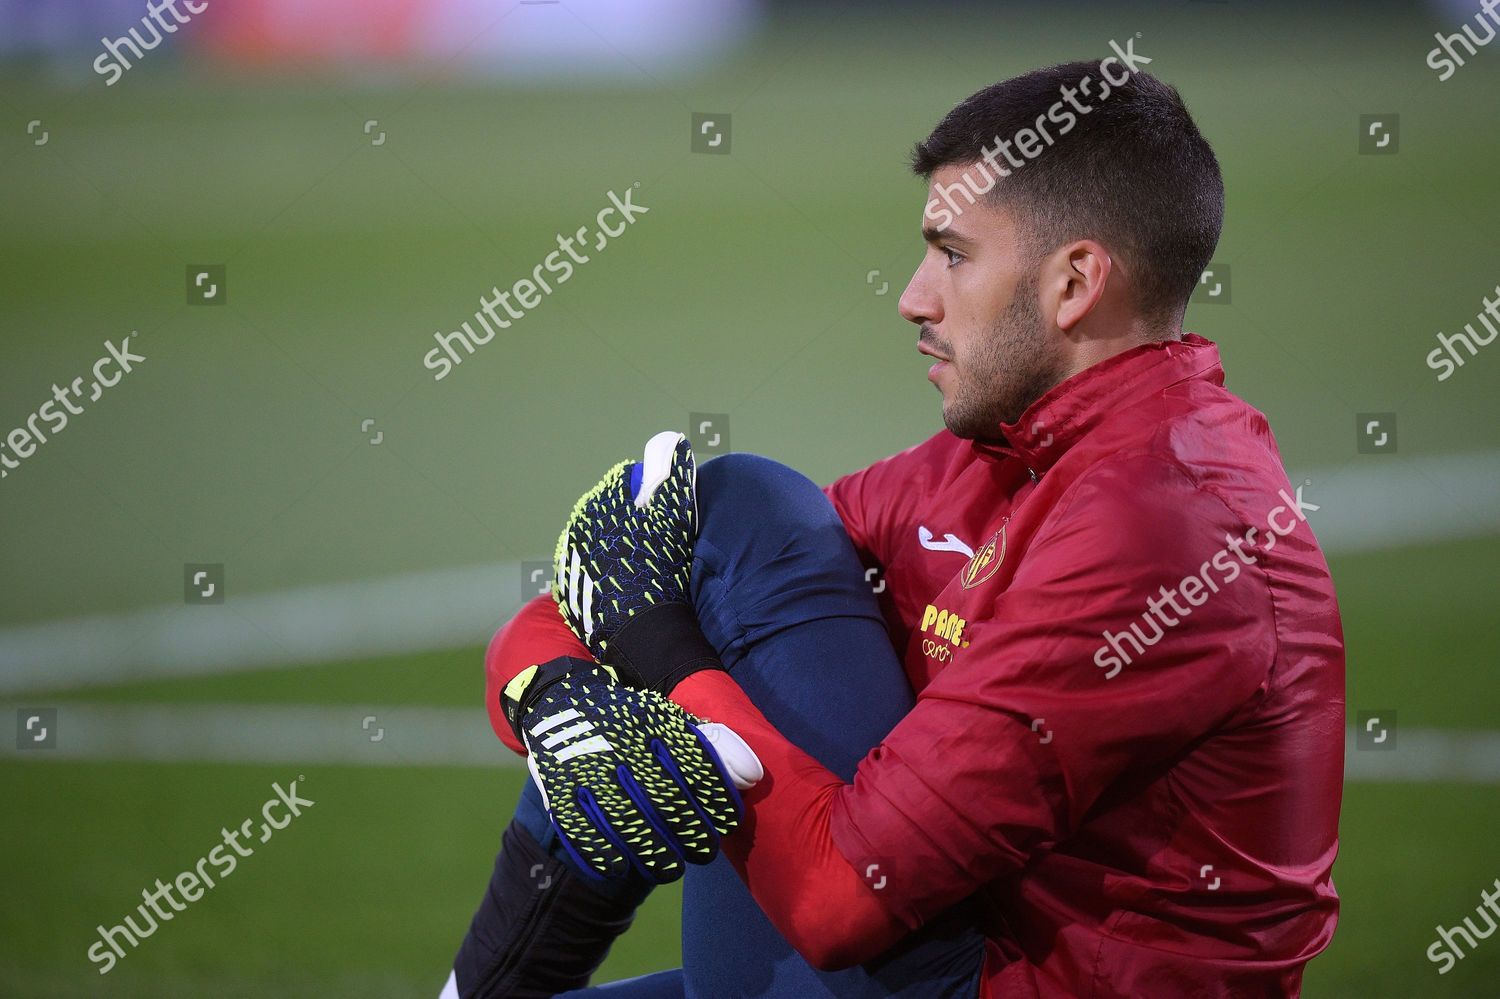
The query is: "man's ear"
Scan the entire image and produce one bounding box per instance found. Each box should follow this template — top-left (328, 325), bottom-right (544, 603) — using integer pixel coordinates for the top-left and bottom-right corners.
top-left (1051, 240), bottom-right (1112, 332)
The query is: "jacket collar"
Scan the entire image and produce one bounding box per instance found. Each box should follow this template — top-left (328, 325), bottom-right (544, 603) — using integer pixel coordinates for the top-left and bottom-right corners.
top-left (974, 334), bottom-right (1224, 476)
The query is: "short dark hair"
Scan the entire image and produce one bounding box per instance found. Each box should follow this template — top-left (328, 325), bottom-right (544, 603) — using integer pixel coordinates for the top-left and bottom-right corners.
top-left (912, 61), bottom-right (1223, 324)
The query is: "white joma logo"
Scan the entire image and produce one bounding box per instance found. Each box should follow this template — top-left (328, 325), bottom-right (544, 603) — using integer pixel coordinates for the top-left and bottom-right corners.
top-left (530, 708), bottom-right (613, 761)
top-left (918, 525), bottom-right (974, 558)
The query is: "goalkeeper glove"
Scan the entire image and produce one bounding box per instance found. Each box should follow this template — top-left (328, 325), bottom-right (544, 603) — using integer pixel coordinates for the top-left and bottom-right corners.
top-left (502, 656), bottom-right (762, 883)
top-left (555, 431), bottom-right (721, 692)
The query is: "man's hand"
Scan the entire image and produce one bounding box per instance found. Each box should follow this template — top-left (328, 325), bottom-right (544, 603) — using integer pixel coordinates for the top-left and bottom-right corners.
top-left (554, 430), bottom-right (698, 662)
top-left (502, 656), bottom-right (761, 883)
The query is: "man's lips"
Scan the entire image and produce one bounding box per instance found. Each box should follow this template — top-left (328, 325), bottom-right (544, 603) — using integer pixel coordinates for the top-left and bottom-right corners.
top-left (918, 342), bottom-right (951, 384)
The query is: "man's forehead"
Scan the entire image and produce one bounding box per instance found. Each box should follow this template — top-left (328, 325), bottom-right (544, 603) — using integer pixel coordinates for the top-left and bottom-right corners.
top-left (928, 162), bottom-right (984, 188)
top-left (923, 164), bottom-right (1016, 242)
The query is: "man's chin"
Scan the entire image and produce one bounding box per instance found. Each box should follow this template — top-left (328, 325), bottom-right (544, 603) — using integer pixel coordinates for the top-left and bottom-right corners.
top-left (940, 405), bottom-right (982, 441)
top-left (941, 396), bottom-right (1013, 442)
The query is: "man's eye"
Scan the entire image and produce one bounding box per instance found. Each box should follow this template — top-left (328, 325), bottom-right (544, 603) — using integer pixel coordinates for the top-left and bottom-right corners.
top-left (942, 247), bottom-right (963, 267)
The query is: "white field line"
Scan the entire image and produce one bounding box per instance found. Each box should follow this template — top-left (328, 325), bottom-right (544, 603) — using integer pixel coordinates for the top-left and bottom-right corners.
top-left (0, 562), bottom-right (527, 694)
top-left (1291, 448), bottom-right (1500, 554)
top-left (2, 702), bottom-right (1498, 783)
top-left (0, 703), bottom-right (511, 767)
top-left (0, 451), bottom-right (1497, 695)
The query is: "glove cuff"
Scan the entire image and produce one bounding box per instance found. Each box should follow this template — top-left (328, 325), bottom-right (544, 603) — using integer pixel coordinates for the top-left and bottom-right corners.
top-left (606, 601), bottom-right (723, 693)
top-left (502, 656), bottom-right (601, 746)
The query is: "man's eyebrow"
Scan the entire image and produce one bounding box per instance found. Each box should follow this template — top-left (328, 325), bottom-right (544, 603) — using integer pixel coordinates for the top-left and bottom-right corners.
top-left (922, 225), bottom-right (974, 245)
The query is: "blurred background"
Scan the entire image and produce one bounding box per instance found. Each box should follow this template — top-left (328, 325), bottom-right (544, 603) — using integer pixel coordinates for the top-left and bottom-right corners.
top-left (1, 0), bottom-right (1497, 995)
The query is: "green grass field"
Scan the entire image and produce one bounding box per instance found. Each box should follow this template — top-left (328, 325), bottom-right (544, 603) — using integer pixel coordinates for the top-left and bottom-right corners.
top-left (3, 3), bottom-right (1499, 996)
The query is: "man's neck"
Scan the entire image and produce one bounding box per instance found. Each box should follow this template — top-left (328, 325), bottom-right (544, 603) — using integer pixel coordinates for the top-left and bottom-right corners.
top-left (1061, 321), bottom-right (1181, 381)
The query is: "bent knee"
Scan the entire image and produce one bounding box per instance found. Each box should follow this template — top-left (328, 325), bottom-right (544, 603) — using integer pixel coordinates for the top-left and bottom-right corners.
top-left (697, 453), bottom-right (841, 534)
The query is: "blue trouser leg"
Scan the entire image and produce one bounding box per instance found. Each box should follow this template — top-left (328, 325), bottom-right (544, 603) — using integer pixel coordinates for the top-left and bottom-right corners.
top-left (462, 454), bottom-right (984, 998)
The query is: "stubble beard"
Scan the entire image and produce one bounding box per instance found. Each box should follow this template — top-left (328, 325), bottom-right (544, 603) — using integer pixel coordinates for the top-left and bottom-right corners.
top-left (941, 273), bottom-right (1066, 440)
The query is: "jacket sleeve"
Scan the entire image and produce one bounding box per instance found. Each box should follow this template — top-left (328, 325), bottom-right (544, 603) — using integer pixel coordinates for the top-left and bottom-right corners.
top-left (484, 594), bottom-right (591, 755)
top-left (673, 456), bottom-right (1277, 967)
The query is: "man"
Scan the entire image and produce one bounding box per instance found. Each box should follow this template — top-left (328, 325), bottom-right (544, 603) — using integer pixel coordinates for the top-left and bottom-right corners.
top-left (449, 60), bottom-right (1343, 997)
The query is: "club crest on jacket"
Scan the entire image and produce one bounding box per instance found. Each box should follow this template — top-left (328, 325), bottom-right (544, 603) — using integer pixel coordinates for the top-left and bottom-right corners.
top-left (961, 523), bottom-right (1007, 589)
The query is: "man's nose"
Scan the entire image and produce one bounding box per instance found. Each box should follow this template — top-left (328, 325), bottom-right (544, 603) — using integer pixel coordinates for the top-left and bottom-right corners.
top-left (898, 264), bottom-right (940, 327)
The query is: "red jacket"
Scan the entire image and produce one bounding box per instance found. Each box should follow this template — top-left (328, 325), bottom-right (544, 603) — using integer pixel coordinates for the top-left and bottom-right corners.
top-left (486, 335), bottom-right (1344, 996)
